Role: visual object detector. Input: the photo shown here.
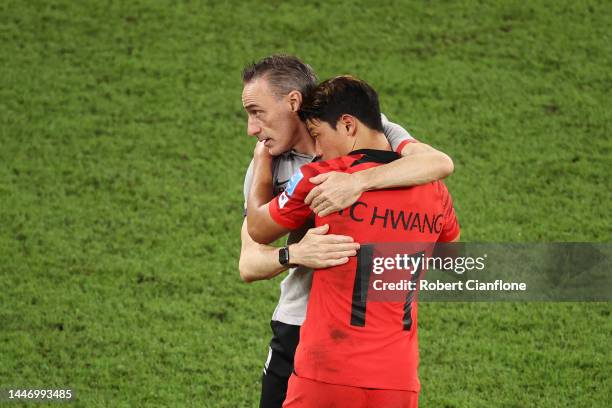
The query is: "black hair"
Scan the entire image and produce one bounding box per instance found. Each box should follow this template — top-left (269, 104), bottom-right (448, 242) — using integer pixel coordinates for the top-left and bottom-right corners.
top-left (299, 75), bottom-right (383, 131)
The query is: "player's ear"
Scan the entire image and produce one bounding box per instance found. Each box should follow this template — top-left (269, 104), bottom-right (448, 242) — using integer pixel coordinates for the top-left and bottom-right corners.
top-left (340, 114), bottom-right (357, 137)
top-left (287, 90), bottom-right (302, 112)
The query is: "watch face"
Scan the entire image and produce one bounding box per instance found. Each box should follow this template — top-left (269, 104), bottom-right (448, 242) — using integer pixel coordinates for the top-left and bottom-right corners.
top-left (279, 247), bottom-right (290, 265)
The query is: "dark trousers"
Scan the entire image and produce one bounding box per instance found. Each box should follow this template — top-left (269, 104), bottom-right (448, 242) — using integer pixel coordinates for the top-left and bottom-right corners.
top-left (259, 320), bottom-right (301, 408)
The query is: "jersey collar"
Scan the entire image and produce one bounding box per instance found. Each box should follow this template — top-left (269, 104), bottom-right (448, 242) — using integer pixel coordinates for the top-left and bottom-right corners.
top-left (283, 149), bottom-right (317, 162)
top-left (349, 149), bottom-right (400, 164)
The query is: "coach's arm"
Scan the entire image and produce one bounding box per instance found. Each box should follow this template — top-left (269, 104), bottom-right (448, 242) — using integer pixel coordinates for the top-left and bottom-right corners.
top-left (239, 220), bottom-right (358, 282)
top-left (305, 141), bottom-right (454, 217)
top-left (239, 219), bottom-right (287, 282)
top-left (245, 142), bottom-right (288, 244)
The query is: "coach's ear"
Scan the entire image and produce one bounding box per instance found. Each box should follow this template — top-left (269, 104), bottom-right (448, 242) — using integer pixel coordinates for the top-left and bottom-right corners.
top-left (287, 90), bottom-right (303, 112)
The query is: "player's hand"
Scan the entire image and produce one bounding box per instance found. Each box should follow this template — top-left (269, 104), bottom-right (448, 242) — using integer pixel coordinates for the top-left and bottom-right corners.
top-left (289, 224), bottom-right (360, 269)
top-left (304, 172), bottom-right (365, 217)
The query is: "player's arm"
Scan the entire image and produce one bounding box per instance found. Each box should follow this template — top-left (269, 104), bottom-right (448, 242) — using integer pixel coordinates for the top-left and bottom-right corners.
top-left (356, 140), bottom-right (453, 187)
top-left (438, 182), bottom-right (461, 243)
top-left (369, 113), bottom-right (455, 186)
top-left (305, 115), bottom-right (454, 217)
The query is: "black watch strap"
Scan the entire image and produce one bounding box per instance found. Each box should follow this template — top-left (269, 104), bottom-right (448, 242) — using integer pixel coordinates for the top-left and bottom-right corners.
top-left (279, 246), bottom-right (291, 266)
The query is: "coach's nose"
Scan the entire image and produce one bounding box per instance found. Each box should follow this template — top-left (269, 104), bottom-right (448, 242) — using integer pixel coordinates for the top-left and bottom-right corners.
top-left (247, 116), bottom-right (262, 136)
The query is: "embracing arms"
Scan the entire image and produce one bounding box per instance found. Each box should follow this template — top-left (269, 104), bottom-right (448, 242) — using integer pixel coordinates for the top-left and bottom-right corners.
top-left (305, 140), bottom-right (454, 217)
top-left (240, 143), bottom-right (359, 282)
top-left (240, 116), bottom-right (455, 280)
top-left (239, 220), bottom-right (359, 282)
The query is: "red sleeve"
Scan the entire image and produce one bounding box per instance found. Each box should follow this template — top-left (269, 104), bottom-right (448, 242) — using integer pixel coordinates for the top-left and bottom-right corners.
top-left (268, 165), bottom-right (317, 230)
top-left (395, 139), bottom-right (419, 154)
top-left (437, 182), bottom-right (460, 242)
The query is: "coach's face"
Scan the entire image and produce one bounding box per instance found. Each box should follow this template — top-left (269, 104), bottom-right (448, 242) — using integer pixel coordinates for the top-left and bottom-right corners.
top-left (242, 77), bottom-right (302, 156)
top-left (306, 117), bottom-right (353, 161)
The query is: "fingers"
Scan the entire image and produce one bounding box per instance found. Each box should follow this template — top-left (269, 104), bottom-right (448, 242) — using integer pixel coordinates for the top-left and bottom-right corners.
top-left (304, 186), bottom-right (321, 205)
top-left (324, 243), bottom-right (360, 253)
top-left (307, 224), bottom-right (329, 235)
top-left (309, 172), bottom-right (332, 185)
top-left (317, 234), bottom-right (356, 244)
top-left (327, 250), bottom-right (358, 259)
top-left (312, 202), bottom-right (334, 217)
top-left (317, 204), bottom-right (340, 218)
top-left (318, 257), bottom-right (350, 268)
top-left (305, 172), bottom-right (340, 203)
top-left (309, 191), bottom-right (328, 210)
top-left (317, 249), bottom-right (357, 268)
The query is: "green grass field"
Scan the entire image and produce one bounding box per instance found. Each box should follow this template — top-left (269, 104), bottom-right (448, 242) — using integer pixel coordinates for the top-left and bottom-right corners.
top-left (1, 0), bottom-right (611, 406)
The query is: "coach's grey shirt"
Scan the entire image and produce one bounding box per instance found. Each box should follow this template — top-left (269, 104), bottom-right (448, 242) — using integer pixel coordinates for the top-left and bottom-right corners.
top-left (243, 114), bottom-right (414, 326)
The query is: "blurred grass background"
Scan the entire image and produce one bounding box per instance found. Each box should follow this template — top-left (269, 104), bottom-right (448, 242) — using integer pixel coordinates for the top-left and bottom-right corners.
top-left (1, 0), bottom-right (610, 406)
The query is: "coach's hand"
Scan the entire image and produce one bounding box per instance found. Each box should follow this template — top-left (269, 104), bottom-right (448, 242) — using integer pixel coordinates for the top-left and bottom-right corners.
top-left (305, 172), bottom-right (364, 217)
top-left (289, 224), bottom-right (360, 269)
top-left (253, 139), bottom-right (273, 162)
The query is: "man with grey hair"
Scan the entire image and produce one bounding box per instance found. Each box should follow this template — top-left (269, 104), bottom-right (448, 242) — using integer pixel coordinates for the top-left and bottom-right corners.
top-left (240, 55), bottom-right (454, 408)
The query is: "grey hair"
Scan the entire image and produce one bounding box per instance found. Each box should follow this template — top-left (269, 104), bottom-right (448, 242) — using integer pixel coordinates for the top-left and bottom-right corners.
top-left (242, 54), bottom-right (318, 98)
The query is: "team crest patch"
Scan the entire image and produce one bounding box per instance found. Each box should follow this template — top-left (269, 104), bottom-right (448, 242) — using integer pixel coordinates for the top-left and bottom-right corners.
top-left (285, 170), bottom-right (303, 197)
top-left (278, 192), bottom-right (289, 209)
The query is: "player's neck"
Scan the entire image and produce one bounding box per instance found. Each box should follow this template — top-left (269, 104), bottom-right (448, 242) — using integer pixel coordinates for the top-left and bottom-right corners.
top-left (351, 130), bottom-right (392, 153)
top-left (291, 122), bottom-right (317, 156)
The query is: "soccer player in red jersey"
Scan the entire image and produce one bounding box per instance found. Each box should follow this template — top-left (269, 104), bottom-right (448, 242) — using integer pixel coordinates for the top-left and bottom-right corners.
top-left (247, 75), bottom-right (460, 408)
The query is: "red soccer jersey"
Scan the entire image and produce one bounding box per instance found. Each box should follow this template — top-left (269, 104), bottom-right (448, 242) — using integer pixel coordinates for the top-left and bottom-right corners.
top-left (269, 149), bottom-right (460, 391)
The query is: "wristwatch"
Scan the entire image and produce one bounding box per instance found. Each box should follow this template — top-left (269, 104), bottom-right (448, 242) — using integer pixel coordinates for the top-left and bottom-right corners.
top-left (279, 246), bottom-right (291, 266)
